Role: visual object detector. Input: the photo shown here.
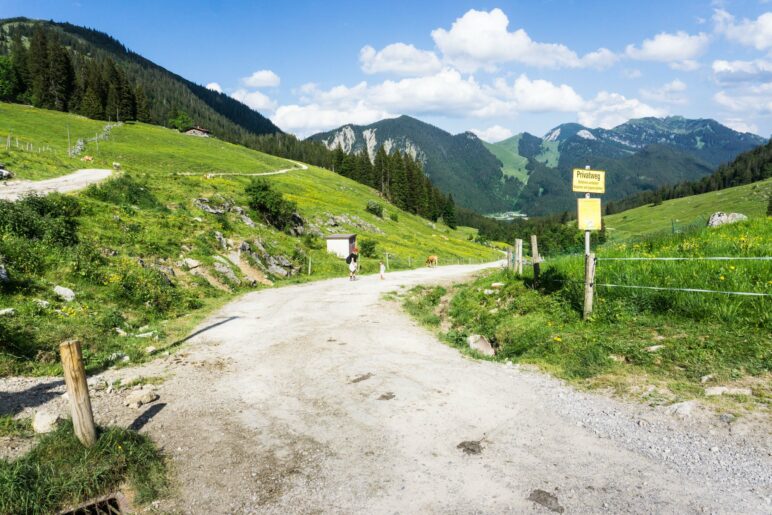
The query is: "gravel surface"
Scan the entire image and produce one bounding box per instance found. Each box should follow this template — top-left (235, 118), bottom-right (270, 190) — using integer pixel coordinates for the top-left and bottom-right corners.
top-left (0, 168), bottom-right (112, 200)
top-left (1, 262), bottom-right (769, 513)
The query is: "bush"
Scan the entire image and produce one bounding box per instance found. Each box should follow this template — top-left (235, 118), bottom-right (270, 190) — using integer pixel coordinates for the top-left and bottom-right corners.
top-left (359, 239), bottom-right (377, 257)
top-left (389, 212), bottom-right (399, 222)
top-left (302, 233), bottom-right (324, 250)
top-left (246, 179), bottom-right (297, 231)
top-left (366, 200), bottom-right (383, 218)
top-left (85, 175), bottom-right (165, 210)
top-left (0, 194), bottom-right (80, 246)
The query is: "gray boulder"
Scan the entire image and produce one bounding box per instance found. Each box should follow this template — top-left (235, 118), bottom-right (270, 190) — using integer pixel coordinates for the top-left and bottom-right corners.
top-left (33, 410), bottom-right (61, 433)
top-left (0, 264), bottom-right (8, 284)
top-left (466, 334), bottom-right (495, 356)
top-left (183, 258), bottom-right (201, 270)
top-left (268, 264), bottom-right (288, 277)
top-left (213, 261), bottom-right (240, 284)
top-left (54, 285), bottom-right (76, 302)
top-left (0, 308), bottom-right (15, 317)
top-left (214, 231), bottom-right (228, 250)
top-left (707, 212), bottom-right (748, 227)
top-left (124, 389), bottom-right (159, 409)
top-left (0, 169), bottom-right (13, 180)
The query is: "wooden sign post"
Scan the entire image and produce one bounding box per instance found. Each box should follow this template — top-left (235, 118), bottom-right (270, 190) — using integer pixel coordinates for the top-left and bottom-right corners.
top-left (573, 166), bottom-right (605, 320)
top-left (515, 239), bottom-right (523, 276)
top-left (60, 340), bottom-right (97, 447)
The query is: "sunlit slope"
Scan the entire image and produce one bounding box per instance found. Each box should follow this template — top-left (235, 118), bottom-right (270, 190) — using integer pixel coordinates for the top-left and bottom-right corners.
top-left (603, 178), bottom-right (772, 241)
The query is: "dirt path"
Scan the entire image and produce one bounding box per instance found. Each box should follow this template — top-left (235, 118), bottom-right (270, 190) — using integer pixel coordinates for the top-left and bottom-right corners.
top-left (176, 160), bottom-right (309, 178)
top-left (2, 263), bottom-right (770, 513)
top-left (0, 168), bottom-right (112, 200)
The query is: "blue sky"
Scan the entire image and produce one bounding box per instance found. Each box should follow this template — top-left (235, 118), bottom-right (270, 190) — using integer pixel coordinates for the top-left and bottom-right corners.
top-left (2, 1), bottom-right (771, 140)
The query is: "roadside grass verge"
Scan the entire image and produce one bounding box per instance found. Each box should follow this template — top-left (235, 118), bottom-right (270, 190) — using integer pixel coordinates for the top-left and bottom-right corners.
top-left (398, 219), bottom-right (771, 410)
top-left (0, 421), bottom-right (166, 515)
top-left (0, 415), bottom-right (32, 438)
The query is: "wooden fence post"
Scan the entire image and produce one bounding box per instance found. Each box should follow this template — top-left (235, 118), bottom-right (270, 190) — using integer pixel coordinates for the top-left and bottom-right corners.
top-left (583, 253), bottom-right (596, 320)
top-left (59, 340), bottom-right (97, 447)
top-left (530, 234), bottom-right (540, 286)
top-left (515, 239), bottom-right (523, 276)
top-left (506, 248), bottom-right (512, 270)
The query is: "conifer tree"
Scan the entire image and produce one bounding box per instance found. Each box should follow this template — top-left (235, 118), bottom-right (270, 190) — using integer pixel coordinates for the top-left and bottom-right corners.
top-left (46, 37), bottom-right (74, 111)
top-left (443, 194), bottom-right (457, 229)
top-left (135, 84), bottom-right (150, 122)
top-left (28, 27), bottom-right (50, 108)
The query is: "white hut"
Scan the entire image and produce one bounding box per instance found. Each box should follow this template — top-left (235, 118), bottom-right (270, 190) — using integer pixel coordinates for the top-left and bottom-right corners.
top-left (326, 234), bottom-right (357, 258)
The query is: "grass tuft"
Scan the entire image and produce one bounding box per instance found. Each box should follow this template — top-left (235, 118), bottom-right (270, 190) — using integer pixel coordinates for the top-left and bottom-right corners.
top-left (0, 421), bottom-right (167, 515)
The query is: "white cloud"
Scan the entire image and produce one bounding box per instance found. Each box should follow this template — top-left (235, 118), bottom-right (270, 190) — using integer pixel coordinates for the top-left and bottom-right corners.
top-left (712, 59), bottom-right (772, 83)
top-left (669, 60), bottom-right (701, 71)
top-left (242, 70), bottom-right (281, 88)
top-left (489, 75), bottom-right (584, 113)
top-left (430, 8), bottom-right (617, 72)
top-left (713, 9), bottom-right (772, 50)
top-left (640, 79), bottom-right (688, 104)
top-left (231, 88), bottom-right (277, 111)
top-left (625, 31), bottom-right (709, 70)
top-left (205, 82), bottom-right (223, 93)
top-left (359, 43), bottom-right (442, 76)
top-left (714, 83), bottom-right (772, 114)
top-left (470, 125), bottom-right (513, 142)
top-left (721, 118), bottom-right (759, 134)
top-left (272, 102), bottom-right (393, 137)
top-left (579, 92), bottom-right (667, 129)
top-left (622, 68), bottom-right (643, 79)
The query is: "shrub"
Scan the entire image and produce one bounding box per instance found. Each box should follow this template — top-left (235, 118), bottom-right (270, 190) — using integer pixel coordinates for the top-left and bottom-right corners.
top-left (366, 200), bottom-right (383, 218)
top-left (359, 239), bottom-right (377, 257)
top-left (303, 233), bottom-right (324, 250)
top-left (85, 175), bottom-right (165, 210)
top-left (0, 194), bottom-right (80, 246)
top-left (389, 212), bottom-right (399, 222)
top-left (246, 179), bottom-right (297, 231)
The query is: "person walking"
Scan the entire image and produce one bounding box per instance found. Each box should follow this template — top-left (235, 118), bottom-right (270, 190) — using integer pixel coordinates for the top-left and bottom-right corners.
top-left (346, 248), bottom-right (359, 281)
top-left (379, 260), bottom-right (386, 280)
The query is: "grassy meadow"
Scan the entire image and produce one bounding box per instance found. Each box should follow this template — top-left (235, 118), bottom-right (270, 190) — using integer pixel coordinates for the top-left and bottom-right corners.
top-left (0, 102), bottom-right (499, 376)
top-left (400, 217), bottom-right (771, 411)
top-left (604, 178), bottom-right (772, 241)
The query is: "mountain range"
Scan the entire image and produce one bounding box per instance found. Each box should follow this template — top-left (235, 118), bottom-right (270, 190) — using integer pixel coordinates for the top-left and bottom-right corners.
top-left (311, 116), bottom-right (767, 216)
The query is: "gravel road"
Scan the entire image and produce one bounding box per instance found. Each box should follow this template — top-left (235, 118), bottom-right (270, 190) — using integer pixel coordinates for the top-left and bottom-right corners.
top-left (2, 263), bottom-right (769, 513)
top-left (0, 168), bottom-right (112, 200)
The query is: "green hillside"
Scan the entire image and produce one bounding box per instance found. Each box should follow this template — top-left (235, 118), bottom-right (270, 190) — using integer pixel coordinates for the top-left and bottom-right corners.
top-left (0, 102), bottom-right (498, 376)
top-left (483, 136), bottom-right (529, 183)
top-left (604, 178), bottom-right (772, 241)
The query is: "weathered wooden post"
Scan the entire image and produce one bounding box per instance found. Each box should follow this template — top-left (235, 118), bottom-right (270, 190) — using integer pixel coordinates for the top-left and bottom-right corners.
top-left (59, 340), bottom-right (97, 447)
top-left (583, 253), bottom-right (596, 320)
top-left (506, 248), bottom-right (512, 271)
top-left (530, 234), bottom-right (540, 286)
top-left (515, 239), bottom-right (523, 276)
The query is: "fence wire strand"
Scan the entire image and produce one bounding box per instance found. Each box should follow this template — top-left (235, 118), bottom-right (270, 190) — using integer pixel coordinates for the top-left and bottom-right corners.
top-left (596, 256), bottom-right (771, 261)
top-left (595, 283), bottom-right (771, 297)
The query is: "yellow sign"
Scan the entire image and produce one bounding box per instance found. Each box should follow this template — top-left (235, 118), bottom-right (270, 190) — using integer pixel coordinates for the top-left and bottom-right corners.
top-left (577, 198), bottom-right (602, 231)
top-left (572, 168), bottom-right (606, 193)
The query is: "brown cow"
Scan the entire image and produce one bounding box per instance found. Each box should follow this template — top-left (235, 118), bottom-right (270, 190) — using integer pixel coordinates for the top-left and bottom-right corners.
top-left (425, 255), bottom-right (438, 267)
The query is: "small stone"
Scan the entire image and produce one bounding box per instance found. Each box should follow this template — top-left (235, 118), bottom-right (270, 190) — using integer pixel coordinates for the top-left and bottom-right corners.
top-left (135, 332), bottom-right (155, 338)
top-left (121, 355), bottom-right (131, 363)
top-left (490, 282), bottom-right (505, 289)
top-left (145, 346), bottom-right (157, 355)
top-left (645, 345), bottom-right (664, 352)
top-left (483, 289), bottom-right (495, 295)
top-left (124, 389), bottom-right (159, 409)
top-left (466, 334), bottom-right (495, 356)
top-left (32, 411), bottom-right (61, 433)
top-left (527, 489), bottom-right (564, 513)
top-left (34, 299), bottom-right (50, 308)
top-left (115, 327), bottom-right (128, 336)
top-left (666, 400), bottom-right (697, 419)
top-left (0, 264), bottom-right (8, 283)
top-left (719, 413), bottom-right (735, 424)
top-left (0, 308), bottom-right (15, 316)
top-left (53, 285), bottom-right (76, 302)
top-left (700, 374), bottom-right (714, 384)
